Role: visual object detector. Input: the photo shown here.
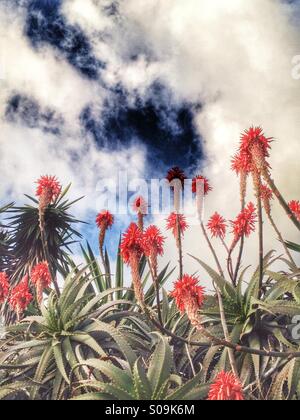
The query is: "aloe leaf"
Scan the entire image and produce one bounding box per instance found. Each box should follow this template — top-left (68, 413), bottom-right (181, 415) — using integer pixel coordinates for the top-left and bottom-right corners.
top-left (52, 340), bottom-right (70, 385)
top-left (133, 358), bottom-right (152, 400)
top-left (166, 369), bottom-right (203, 400)
top-left (148, 334), bottom-right (173, 399)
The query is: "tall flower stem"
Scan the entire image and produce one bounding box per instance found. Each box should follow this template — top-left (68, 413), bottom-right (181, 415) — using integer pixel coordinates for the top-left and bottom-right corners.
top-left (233, 236), bottom-right (244, 286)
top-left (214, 287), bottom-right (240, 379)
top-left (176, 214), bottom-right (183, 279)
top-left (137, 212), bottom-right (144, 232)
top-left (38, 206), bottom-right (60, 297)
top-left (129, 254), bottom-right (145, 308)
top-left (267, 213), bottom-right (297, 268)
top-left (221, 238), bottom-right (234, 282)
top-left (182, 299), bottom-right (242, 375)
top-left (257, 193), bottom-right (264, 297)
top-left (201, 222), bottom-right (224, 277)
top-left (221, 238), bottom-right (230, 254)
top-left (99, 230), bottom-right (110, 284)
top-left (227, 248), bottom-right (237, 286)
top-left (233, 181), bottom-right (246, 286)
top-left (252, 170), bottom-right (264, 296)
top-left (96, 211), bottom-right (114, 286)
top-left (263, 171), bottom-right (300, 232)
top-left (252, 171), bottom-right (264, 378)
top-left (200, 224), bottom-right (239, 378)
top-left (147, 258), bottom-right (163, 325)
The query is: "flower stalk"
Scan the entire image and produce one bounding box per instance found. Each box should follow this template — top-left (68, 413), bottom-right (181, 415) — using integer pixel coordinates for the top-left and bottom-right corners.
top-left (121, 223), bottom-right (145, 308)
top-left (96, 210), bottom-right (114, 280)
top-left (199, 224), bottom-right (239, 378)
top-left (36, 176), bottom-right (62, 297)
top-left (263, 170), bottom-right (300, 232)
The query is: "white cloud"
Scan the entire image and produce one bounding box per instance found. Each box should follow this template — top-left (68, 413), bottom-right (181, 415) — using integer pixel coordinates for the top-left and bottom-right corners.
top-left (112, 0), bottom-right (300, 280)
top-left (0, 8), bottom-right (103, 129)
top-left (0, 3), bottom-right (146, 217)
top-left (0, 0), bottom-right (300, 286)
top-left (62, 0), bottom-right (113, 32)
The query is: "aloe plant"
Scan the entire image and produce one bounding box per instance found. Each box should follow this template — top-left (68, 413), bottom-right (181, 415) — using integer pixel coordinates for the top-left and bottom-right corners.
top-left (1, 124), bottom-right (300, 401)
top-left (0, 268), bottom-right (149, 400)
top-left (6, 185), bottom-right (82, 283)
top-left (188, 254), bottom-right (300, 396)
top-left (71, 334), bottom-right (209, 401)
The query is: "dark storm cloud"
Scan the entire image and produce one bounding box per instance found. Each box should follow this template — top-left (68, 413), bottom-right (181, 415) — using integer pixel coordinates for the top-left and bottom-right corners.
top-left (2, 0), bottom-right (204, 176)
top-left (80, 83), bottom-right (203, 176)
top-left (25, 0), bottom-right (104, 79)
top-left (6, 94), bottom-right (64, 135)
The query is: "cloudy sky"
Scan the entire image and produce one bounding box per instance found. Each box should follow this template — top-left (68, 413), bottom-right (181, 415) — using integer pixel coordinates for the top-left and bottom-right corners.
top-left (1, 0), bottom-right (300, 285)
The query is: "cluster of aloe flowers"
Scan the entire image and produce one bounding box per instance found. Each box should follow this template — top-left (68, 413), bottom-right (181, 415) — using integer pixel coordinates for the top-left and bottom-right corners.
top-left (0, 176), bottom-right (59, 319)
top-left (0, 127), bottom-right (300, 401)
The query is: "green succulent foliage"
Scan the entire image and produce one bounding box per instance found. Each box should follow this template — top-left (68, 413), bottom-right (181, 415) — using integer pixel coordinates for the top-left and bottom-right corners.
top-left (0, 203), bottom-right (14, 272)
top-left (0, 269), bottom-right (150, 400)
top-left (286, 241), bottom-right (300, 254)
top-left (0, 203), bottom-right (13, 222)
top-left (71, 334), bottom-right (210, 401)
top-left (0, 230), bottom-right (14, 273)
top-left (269, 358), bottom-right (300, 400)
top-left (78, 242), bottom-right (202, 377)
top-left (6, 185), bottom-right (82, 283)
top-left (190, 254), bottom-right (300, 394)
top-left (79, 240), bottom-right (175, 311)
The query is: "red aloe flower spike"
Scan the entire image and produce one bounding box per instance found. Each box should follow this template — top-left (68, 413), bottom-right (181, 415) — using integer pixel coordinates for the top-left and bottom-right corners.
top-left (132, 196), bottom-right (147, 231)
top-left (35, 176), bottom-right (62, 275)
top-left (232, 127), bottom-right (272, 204)
top-left (167, 213), bottom-right (187, 279)
top-left (0, 272), bottom-right (10, 304)
top-left (260, 184), bottom-right (273, 215)
top-left (240, 126), bottom-right (272, 175)
top-left (96, 210), bottom-right (114, 230)
top-left (192, 175), bottom-right (212, 195)
top-left (166, 167), bottom-right (187, 187)
top-left (171, 275), bottom-right (205, 313)
top-left (207, 212), bottom-right (227, 239)
top-left (231, 153), bottom-right (251, 208)
top-left (96, 210), bottom-right (114, 275)
top-left (170, 275), bottom-right (205, 328)
top-left (230, 202), bottom-right (257, 250)
top-left (231, 152), bottom-right (252, 175)
top-left (96, 210), bottom-right (114, 264)
top-left (289, 200), bottom-right (300, 222)
top-left (142, 226), bottom-right (165, 277)
top-left (36, 175), bottom-right (62, 207)
top-left (166, 212), bottom-right (188, 247)
top-left (240, 126), bottom-right (272, 156)
top-left (120, 223), bottom-right (145, 305)
top-left (208, 371), bottom-right (244, 401)
top-left (120, 223), bottom-right (144, 263)
top-left (31, 262), bottom-right (52, 305)
top-left (231, 152), bottom-right (250, 205)
top-left (9, 275), bottom-right (33, 320)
